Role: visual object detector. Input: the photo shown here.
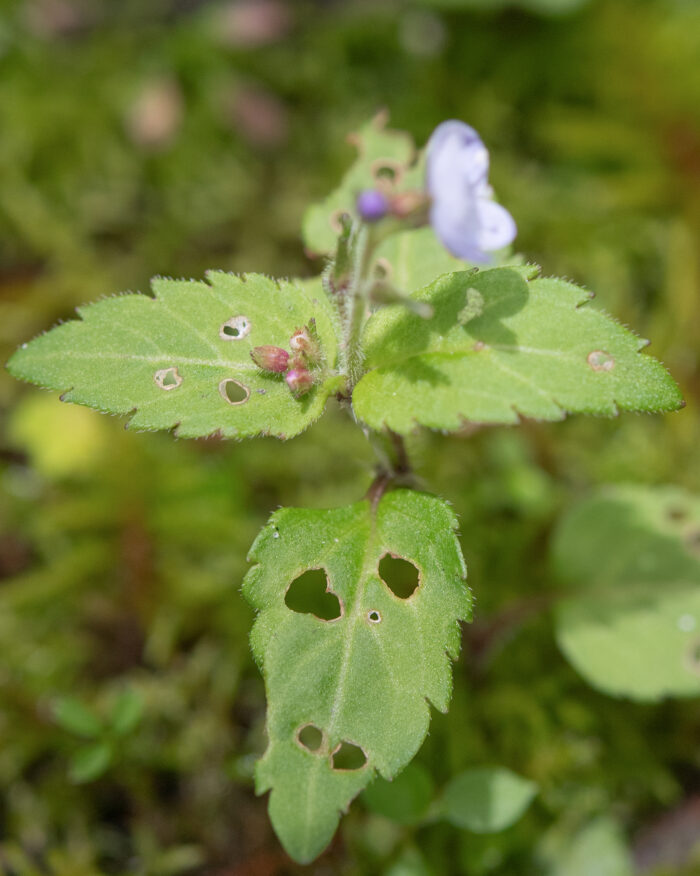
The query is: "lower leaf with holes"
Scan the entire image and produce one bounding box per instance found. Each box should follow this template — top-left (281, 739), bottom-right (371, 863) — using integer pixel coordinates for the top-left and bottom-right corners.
top-left (7, 273), bottom-right (339, 439)
top-left (243, 489), bottom-right (471, 863)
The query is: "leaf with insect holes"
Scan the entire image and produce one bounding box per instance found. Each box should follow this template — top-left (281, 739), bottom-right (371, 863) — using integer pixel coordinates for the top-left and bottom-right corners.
top-left (352, 266), bottom-right (683, 434)
top-left (243, 489), bottom-right (471, 863)
top-left (302, 113), bottom-right (418, 256)
top-left (552, 485), bottom-right (700, 701)
top-left (7, 273), bottom-right (340, 440)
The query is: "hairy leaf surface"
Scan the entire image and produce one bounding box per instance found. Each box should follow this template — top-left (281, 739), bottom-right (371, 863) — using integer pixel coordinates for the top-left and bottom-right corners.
top-left (8, 273), bottom-right (339, 439)
top-left (302, 113), bottom-right (417, 256)
top-left (243, 490), bottom-right (471, 863)
top-left (552, 486), bottom-right (700, 700)
top-left (353, 267), bottom-right (682, 433)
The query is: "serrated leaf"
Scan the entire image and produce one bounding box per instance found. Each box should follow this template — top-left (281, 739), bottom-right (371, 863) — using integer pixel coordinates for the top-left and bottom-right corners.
top-left (362, 762), bottom-right (435, 825)
top-left (69, 742), bottom-right (113, 783)
top-left (8, 273), bottom-right (339, 440)
top-left (243, 490), bottom-right (471, 863)
top-left (438, 767), bottom-right (537, 833)
top-left (303, 113), bottom-right (417, 255)
top-left (552, 485), bottom-right (700, 700)
top-left (53, 697), bottom-right (103, 739)
top-left (353, 267), bottom-right (682, 433)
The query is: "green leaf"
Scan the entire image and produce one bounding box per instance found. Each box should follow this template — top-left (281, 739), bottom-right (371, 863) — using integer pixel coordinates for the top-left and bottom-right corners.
top-left (353, 267), bottom-right (683, 434)
top-left (542, 817), bottom-right (634, 876)
top-left (362, 762), bottom-right (435, 825)
top-left (8, 273), bottom-right (339, 440)
top-left (243, 489), bottom-right (471, 863)
top-left (53, 697), bottom-right (103, 739)
top-left (370, 228), bottom-right (471, 294)
top-left (68, 742), bottom-right (113, 783)
top-left (438, 767), bottom-right (537, 833)
top-left (110, 688), bottom-right (144, 736)
top-left (385, 846), bottom-right (434, 876)
top-left (302, 113), bottom-right (417, 255)
top-left (552, 485), bottom-right (700, 700)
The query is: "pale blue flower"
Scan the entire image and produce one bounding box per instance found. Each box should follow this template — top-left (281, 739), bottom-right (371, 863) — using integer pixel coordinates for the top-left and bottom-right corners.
top-left (426, 120), bottom-right (516, 263)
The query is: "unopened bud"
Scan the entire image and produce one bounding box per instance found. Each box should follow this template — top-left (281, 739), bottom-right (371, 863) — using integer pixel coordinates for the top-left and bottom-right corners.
top-left (285, 367), bottom-right (314, 397)
top-left (289, 320), bottom-right (321, 363)
top-left (389, 190), bottom-right (429, 219)
top-left (250, 345), bottom-right (289, 373)
top-left (356, 189), bottom-right (389, 223)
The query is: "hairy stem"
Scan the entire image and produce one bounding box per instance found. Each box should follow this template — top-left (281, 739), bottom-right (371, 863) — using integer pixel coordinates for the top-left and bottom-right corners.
top-left (342, 224), bottom-right (369, 391)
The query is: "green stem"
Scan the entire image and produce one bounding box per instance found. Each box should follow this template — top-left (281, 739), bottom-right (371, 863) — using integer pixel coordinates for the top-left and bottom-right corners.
top-left (334, 221), bottom-right (370, 393)
top-left (329, 220), bottom-right (415, 486)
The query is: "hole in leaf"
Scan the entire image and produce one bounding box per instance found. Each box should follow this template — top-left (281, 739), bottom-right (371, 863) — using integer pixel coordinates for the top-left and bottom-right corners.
top-left (297, 724), bottom-right (324, 753)
top-left (378, 553), bottom-right (420, 599)
top-left (329, 209), bottom-right (351, 234)
top-left (219, 378), bottom-right (250, 406)
top-left (372, 257), bottom-right (393, 282)
top-left (332, 741), bottom-right (367, 771)
top-left (367, 610), bottom-right (382, 624)
top-left (285, 569), bottom-right (342, 621)
top-left (587, 350), bottom-right (615, 372)
top-left (220, 316), bottom-right (251, 340)
top-left (371, 159), bottom-right (402, 185)
top-left (154, 367), bottom-right (182, 390)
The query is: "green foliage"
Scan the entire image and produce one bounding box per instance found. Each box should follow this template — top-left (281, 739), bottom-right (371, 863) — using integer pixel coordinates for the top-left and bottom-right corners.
top-left (53, 697), bottom-right (103, 739)
top-left (354, 267), bottom-right (682, 433)
top-left (362, 762), bottom-right (537, 837)
top-left (362, 763), bottom-right (435, 825)
top-left (243, 489), bottom-right (471, 862)
top-left (552, 486), bottom-right (700, 700)
top-left (540, 817), bottom-right (634, 876)
top-left (371, 228), bottom-right (471, 294)
top-left (68, 742), bottom-right (113, 785)
top-left (110, 688), bottom-right (145, 737)
top-left (438, 767), bottom-right (537, 833)
top-left (419, 0), bottom-right (590, 14)
top-left (303, 113), bottom-right (417, 255)
top-left (8, 273), bottom-right (339, 439)
top-left (53, 688), bottom-right (145, 784)
top-left (1, 0), bottom-right (699, 872)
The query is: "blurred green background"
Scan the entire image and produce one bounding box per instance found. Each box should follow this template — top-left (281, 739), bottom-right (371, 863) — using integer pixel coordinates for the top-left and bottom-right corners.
top-left (0, 0), bottom-right (699, 873)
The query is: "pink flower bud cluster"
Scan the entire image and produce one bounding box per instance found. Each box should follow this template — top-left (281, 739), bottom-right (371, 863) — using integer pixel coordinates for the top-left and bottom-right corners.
top-left (250, 321), bottom-right (322, 398)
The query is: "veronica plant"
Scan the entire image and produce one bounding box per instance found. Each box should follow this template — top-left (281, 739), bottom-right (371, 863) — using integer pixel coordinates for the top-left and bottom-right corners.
top-left (7, 115), bottom-right (682, 863)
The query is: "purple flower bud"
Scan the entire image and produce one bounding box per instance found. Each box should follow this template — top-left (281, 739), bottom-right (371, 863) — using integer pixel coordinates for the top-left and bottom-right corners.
top-left (426, 120), bottom-right (516, 263)
top-left (250, 345), bottom-right (289, 373)
top-left (390, 190), bottom-right (428, 219)
top-left (356, 189), bottom-right (389, 223)
top-left (285, 367), bottom-right (314, 397)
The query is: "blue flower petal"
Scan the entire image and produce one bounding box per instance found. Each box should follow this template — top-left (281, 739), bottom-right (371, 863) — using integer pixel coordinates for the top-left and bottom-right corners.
top-left (475, 199), bottom-right (518, 252)
top-left (426, 120), bottom-right (516, 262)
